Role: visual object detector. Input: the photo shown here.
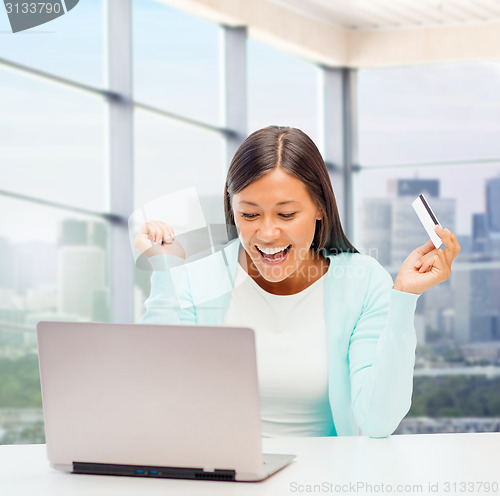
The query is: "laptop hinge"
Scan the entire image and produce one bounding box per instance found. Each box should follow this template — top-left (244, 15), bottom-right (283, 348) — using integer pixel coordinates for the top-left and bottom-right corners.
top-left (73, 462), bottom-right (236, 481)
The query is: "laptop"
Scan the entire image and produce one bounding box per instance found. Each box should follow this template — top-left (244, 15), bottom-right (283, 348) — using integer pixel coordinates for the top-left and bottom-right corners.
top-left (36, 321), bottom-right (295, 482)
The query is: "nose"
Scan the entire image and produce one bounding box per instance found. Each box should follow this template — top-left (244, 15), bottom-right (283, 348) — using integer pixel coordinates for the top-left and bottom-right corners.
top-left (257, 216), bottom-right (281, 242)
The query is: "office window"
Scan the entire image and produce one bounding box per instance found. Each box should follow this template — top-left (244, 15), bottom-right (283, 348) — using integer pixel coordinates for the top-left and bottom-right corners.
top-left (0, 0), bottom-right (108, 445)
top-left (0, 68), bottom-right (107, 211)
top-left (133, 110), bottom-right (226, 321)
top-left (247, 38), bottom-right (320, 144)
top-left (357, 62), bottom-right (500, 166)
top-left (0, 0), bottom-right (103, 87)
top-left (0, 195), bottom-right (111, 443)
top-left (134, 110), bottom-right (226, 216)
top-left (356, 62), bottom-right (500, 434)
top-left (133, 0), bottom-right (221, 126)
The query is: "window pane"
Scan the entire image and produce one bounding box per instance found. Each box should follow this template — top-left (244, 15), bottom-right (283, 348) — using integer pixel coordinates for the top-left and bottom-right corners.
top-left (133, 0), bottom-right (221, 125)
top-left (358, 62), bottom-right (500, 166)
top-left (355, 165), bottom-right (500, 433)
top-left (355, 163), bottom-right (500, 250)
top-left (133, 111), bottom-right (226, 322)
top-left (0, 196), bottom-right (111, 444)
top-left (247, 38), bottom-right (320, 144)
top-left (0, 0), bottom-right (103, 87)
top-left (355, 163), bottom-right (500, 352)
top-left (134, 110), bottom-right (226, 215)
top-left (0, 68), bottom-right (107, 211)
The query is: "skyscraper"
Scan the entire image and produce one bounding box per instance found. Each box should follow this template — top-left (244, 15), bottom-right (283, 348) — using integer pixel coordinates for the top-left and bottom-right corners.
top-left (57, 246), bottom-right (106, 319)
top-left (0, 237), bottom-right (15, 290)
top-left (486, 177), bottom-right (500, 233)
top-left (361, 178), bottom-right (456, 346)
top-left (472, 213), bottom-right (489, 253)
top-left (360, 199), bottom-right (391, 265)
top-left (362, 178), bottom-right (455, 267)
top-left (59, 219), bottom-right (108, 250)
top-left (387, 178), bottom-right (440, 198)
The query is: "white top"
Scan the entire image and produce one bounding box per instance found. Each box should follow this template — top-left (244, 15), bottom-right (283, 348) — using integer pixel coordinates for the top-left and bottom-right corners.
top-left (222, 263), bottom-right (334, 437)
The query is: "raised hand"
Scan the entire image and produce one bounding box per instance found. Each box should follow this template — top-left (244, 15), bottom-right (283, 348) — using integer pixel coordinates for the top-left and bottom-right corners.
top-left (393, 226), bottom-right (461, 295)
top-left (134, 220), bottom-right (185, 259)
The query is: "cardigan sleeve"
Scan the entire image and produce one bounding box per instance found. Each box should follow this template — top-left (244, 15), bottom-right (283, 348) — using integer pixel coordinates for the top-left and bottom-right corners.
top-left (348, 259), bottom-right (420, 438)
top-left (138, 255), bottom-right (197, 325)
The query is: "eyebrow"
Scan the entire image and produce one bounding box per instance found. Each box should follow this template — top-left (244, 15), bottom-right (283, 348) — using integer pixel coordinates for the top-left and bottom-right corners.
top-left (238, 200), bottom-right (299, 206)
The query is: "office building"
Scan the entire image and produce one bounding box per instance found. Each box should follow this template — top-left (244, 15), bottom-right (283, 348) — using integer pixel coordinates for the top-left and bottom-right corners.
top-left (472, 213), bottom-right (489, 254)
top-left (361, 179), bottom-right (455, 267)
top-left (486, 177), bottom-right (500, 233)
top-left (362, 178), bottom-right (457, 345)
top-left (59, 220), bottom-right (108, 251)
top-left (387, 179), bottom-right (440, 198)
top-left (360, 199), bottom-right (392, 265)
top-left (57, 246), bottom-right (106, 319)
top-left (391, 180), bottom-right (455, 267)
top-left (13, 242), bottom-right (57, 296)
top-left (26, 286), bottom-right (56, 313)
top-left (0, 237), bottom-right (15, 290)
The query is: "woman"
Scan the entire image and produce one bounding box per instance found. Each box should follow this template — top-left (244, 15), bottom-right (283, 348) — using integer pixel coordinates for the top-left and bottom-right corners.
top-left (135, 126), bottom-right (460, 438)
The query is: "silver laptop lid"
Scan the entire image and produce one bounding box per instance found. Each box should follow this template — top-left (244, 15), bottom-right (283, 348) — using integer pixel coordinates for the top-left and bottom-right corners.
top-left (36, 322), bottom-right (264, 476)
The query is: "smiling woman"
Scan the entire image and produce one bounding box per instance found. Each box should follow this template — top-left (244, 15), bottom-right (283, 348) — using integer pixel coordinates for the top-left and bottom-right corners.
top-left (232, 170), bottom-right (326, 292)
top-left (135, 125), bottom-right (460, 438)
top-left (225, 127), bottom-right (357, 295)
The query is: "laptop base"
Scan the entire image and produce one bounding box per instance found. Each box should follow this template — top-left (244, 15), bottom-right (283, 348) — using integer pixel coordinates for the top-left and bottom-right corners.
top-left (73, 461), bottom-right (236, 481)
top-left (67, 452), bottom-right (296, 482)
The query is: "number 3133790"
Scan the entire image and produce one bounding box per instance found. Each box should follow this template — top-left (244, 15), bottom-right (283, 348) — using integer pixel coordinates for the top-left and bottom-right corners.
top-left (5, 3), bottom-right (62, 14)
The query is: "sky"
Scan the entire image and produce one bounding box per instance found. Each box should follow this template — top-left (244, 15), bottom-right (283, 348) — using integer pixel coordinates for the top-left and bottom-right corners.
top-left (1, 0), bottom-right (500, 246)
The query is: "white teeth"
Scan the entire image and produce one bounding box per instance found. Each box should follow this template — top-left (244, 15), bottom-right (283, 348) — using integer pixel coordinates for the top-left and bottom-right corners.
top-left (256, 245), bottom-right (290, 255)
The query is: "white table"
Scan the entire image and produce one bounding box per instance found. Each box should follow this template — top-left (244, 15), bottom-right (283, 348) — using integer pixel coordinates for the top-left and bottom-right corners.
top-left (1, 433), bottom-right (499, 496)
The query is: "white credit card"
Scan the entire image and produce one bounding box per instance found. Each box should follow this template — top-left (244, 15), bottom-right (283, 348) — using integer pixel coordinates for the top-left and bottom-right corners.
top-left (411, 194), bottom-right (442, 249)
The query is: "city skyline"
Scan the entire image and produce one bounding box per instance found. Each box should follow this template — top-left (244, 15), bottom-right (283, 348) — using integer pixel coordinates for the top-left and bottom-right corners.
top-left (1, 172), bottom-right (499, 353)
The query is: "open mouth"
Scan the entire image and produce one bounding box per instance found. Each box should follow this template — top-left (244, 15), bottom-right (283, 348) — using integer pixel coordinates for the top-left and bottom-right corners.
top-left (255, 244), bottom-right (291, 264)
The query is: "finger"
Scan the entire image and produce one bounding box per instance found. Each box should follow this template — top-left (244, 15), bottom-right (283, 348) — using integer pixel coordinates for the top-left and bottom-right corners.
top-left (142, 222), bottom-right (157, 243)
top-left (149, 221), bottom-right (166, 244)
top-left (434, 226), bottom-right (461, 264)
top-left (435, 249), bottom-right (451, 279)
top-left (418, 253), bottom-right (438, 273)
top-left (151, 221), bottom-right (167, 244)
top-left (414, 244), bottom-right (437, 268)
top-left (418, 250), bottom-right (451, 281)
top-left (146, 221), bottom-right (159, 244)
top-left (141, 220), bottom-right (175, 245)
top-left (138, 222), bottom-right (151, 235)
top-left (415, 239), bottom-right (437, 258)
top-left (151, 221), bottom-right (175, 244)
top-left (165, 226), bottom-right (175, 243)
top-left (158, 222), bottom-right (175, 244)
top-left (157, 221), bottom-right (172, 244)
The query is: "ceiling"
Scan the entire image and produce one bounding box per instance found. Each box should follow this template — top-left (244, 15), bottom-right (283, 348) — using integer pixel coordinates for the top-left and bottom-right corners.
top-left (271, 0), bottom-right (500, 30)
top-left (163, 0), bottom-right (500, 67)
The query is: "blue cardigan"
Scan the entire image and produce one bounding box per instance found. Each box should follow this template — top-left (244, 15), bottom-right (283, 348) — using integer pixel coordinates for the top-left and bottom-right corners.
top-left (139, 239), bottom-right (420, 438)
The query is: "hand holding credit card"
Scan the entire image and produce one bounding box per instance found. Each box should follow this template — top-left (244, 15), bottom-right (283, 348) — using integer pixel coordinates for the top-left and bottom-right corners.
top-left (412, 194), bottom-right (442, 249)
top-left (392, 193), bottom-right (460, 295)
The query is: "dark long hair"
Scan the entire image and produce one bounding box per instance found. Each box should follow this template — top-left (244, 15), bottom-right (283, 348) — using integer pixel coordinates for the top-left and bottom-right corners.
top-left (224, 126), bottom-right (358, 256)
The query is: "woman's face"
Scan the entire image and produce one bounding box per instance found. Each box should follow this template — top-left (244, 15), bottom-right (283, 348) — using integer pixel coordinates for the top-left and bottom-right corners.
top-left (232, 167), bottom-right (323, 285)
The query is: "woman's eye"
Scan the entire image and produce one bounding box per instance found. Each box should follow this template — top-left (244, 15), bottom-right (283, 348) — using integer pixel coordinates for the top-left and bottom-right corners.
top-left (240, 212), bottom-right (295, 219)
